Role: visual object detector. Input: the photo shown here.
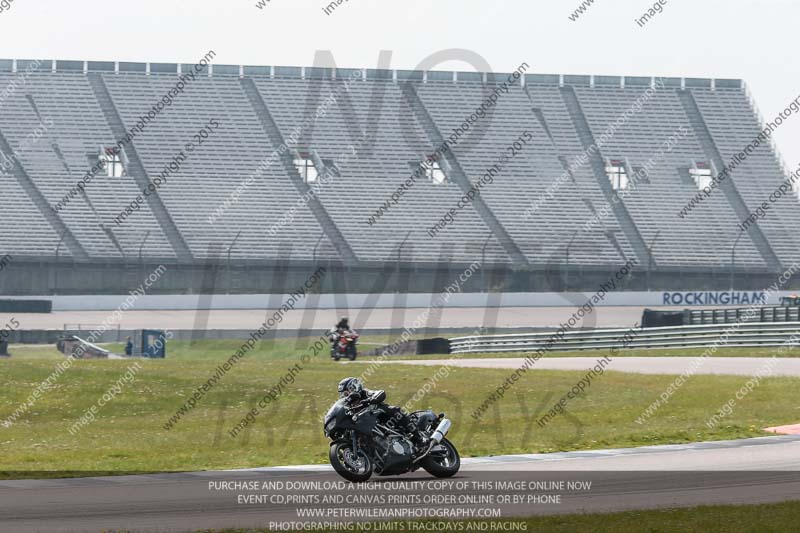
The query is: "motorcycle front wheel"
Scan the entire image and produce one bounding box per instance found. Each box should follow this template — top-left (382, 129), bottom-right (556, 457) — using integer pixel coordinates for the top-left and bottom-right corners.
top-left (329, 441), bottom-right (373, 482)
top-left (421, 438), bottom-right (460, 478)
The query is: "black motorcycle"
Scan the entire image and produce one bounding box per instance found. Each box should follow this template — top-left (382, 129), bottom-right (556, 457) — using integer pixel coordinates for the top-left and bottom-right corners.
top-left (323, 391), bottom-right (460, 482)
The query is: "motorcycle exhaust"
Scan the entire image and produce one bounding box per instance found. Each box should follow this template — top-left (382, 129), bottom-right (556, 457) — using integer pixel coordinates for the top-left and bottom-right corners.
top-left (431, 418), bottom-right (451, 444)
top-left (414, 418), bottom-right (452, 463)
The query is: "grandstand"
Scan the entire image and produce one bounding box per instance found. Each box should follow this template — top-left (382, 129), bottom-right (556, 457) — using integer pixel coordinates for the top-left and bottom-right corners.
top-left (0, 59), bottom-right (797, 295)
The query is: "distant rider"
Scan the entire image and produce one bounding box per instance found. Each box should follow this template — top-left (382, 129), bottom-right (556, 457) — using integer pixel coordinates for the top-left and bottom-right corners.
top-left (329, 316), bottom-right (355, 347)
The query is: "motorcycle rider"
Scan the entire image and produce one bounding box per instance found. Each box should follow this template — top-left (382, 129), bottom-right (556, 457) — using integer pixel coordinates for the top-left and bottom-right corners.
top-left (329, 316), bottom-right (355, 347)
top-left (337, 377), bottom-right (417, 438)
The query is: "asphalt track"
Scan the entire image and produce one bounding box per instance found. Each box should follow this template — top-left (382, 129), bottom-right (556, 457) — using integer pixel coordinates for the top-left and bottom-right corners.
top-left (1, 436), bottom-right (800, 532)
top-left (377, 357), bottom-right (800, 377)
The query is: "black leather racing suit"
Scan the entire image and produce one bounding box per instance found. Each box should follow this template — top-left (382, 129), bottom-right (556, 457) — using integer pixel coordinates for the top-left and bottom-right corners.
top-left (346, 389), bottom-right (414, 435)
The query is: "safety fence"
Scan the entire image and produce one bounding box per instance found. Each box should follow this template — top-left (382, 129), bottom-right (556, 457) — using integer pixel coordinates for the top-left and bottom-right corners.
top-left (449, 322), bottom-right (800, 354)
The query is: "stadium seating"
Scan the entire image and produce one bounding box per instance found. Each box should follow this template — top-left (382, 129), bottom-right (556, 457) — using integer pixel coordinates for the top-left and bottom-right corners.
top-left (0, 61), bottom-right (793, 273)
top-left (691, 87), bottom-right (800, 266)
top-left (252, 76), bottom-right (508, 264)
top-left (415, 79), bottom-right (635, 266)
top-left (571, 84), bottom-right (765, 268)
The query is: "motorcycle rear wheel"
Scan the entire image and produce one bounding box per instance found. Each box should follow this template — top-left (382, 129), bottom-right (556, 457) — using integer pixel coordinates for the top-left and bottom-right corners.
top-left (421, 438), bottom-right (460, 478)
top-left (329, 441), bottom-right (373, 482)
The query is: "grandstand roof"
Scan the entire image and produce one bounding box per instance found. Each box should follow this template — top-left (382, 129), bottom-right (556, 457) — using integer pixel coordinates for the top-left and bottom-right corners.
top-left (0, 58), bottom-right (742, 89)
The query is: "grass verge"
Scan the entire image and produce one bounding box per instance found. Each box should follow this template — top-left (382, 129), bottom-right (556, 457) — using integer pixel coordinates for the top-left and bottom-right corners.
top-left (1, 339), bottom-right (799, 478)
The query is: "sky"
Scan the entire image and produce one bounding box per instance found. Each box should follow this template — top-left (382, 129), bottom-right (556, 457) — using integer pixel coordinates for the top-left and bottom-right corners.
top-left (1, 0), bottom-right (798, 167)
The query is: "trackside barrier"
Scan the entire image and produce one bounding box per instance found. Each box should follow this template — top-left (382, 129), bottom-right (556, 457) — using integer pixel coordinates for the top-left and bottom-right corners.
top-left (688, 306), bottom-right (800, 324)
top-left (449, 322), bottom-right (800, 354)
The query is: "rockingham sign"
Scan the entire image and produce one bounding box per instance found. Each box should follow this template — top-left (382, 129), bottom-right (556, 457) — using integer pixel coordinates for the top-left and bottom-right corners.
top-left (661, 291), bottom-right (768, 306)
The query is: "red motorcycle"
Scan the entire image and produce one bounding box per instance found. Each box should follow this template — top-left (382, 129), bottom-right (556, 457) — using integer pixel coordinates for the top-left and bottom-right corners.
top-left (330, 330), bottom-right (359, 361)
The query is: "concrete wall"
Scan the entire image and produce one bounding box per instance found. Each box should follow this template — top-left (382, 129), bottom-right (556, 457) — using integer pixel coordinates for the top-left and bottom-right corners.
top-left (2, 289), bottom-right (793, 311)
top-left (0, 259), bottom-right (782, 296)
